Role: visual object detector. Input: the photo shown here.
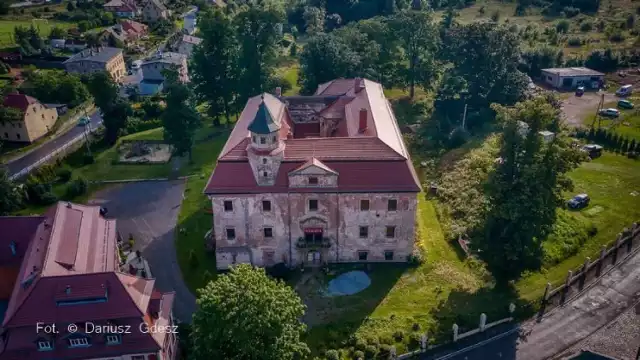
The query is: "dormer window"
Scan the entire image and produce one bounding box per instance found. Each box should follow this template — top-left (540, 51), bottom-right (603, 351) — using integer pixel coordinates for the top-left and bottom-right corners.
top-left (68, 337), bottom-right (89, 347)
top-left (260, 137), bottom-right (266, 144)
top-left (38, 341), bottom-right (53, 351)
top-left (262, 158), bottom-right (267, 164)
top-left (252, 135), bottom-right (256, 143)
top-left (263, 171), bottom-right (268, 177)
top-left (106, 334), bottom-right (121, 345)
top-left (308, 177), bottom-right (318, 185)
top-left (272, 136), bottom-right (276, 142)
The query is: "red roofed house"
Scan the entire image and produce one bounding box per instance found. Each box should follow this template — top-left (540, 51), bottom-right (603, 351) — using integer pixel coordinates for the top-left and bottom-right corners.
top-left (103, 0), bottom-right (140, 18)
top-left (0, 202), bottom-right (177, 360)
top-left (1, 93), bottom-right (58, 143)
top-left (204, 78), bottom-right (421, 269)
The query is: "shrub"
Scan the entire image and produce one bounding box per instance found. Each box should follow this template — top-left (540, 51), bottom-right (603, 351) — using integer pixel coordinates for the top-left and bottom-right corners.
top-left (290, 44), bottom-right (297, 56)
top-left (542, 211), bottom-right (594, 267)
top-left (56, 167), bottom-right (72, 183)
top-left (379, 335), bottom-right (393, 345)
top-left (268, 75), bottom-right (292, 94)
top-left (26, 179), bottom-right (57, 205)
top-left (353, 350), bottom-right (365, 360)
top-left (448, 126), bottom-right (469, 148)
top-left (354, 338), bottom-right (367, 352)
top-left (408, 333), bottom-right (422, 350)
top-left (392, 330), bottom-right (405, 342)
top-left (324, 350), bottom-right (339, 360)
top-left (563, 6), bottom-right (580, 18)
top-left (407, 251), bottom-right (424, 267)
top-left (266, 262), bottom-right (293, 280)
top-left (490, 10), bottom-right (500, 22)
top-left (83, 153), bottom-right (95, 165)
top-left (567, 37), bottom-right (582, 46)
top-left (412, 323), bottom-right (421, 331)
top-left (378, 344), bottom-right (392, 358)
top-left (364, 345), bottom-right (378, 359)
top-left (280, 37), bottom-right (292, 48)
top-left (556, 20), bottom-right (570, 33)
top-left (65, 176), bottom-right (88, 198)
top-left (580, 21), bottom-right (593, 32)
top-left (365, 336), bottom-right (379, 347)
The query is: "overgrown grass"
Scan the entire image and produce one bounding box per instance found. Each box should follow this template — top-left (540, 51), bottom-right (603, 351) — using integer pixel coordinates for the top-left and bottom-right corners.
top-left (0, 20), bottom-right (75, 47)
top-left (516, 152), bottom-right (640, 301)
top-left (276, 61), bottom-right (301, 96)
top-left (302, 198), bottom-right (519, 358)
top-left (542, 210), bottom-right (596, 267)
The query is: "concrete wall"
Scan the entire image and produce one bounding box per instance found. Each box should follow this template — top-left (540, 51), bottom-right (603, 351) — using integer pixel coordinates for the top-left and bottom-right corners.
top-left (211, 192), bottom-right (417, 269)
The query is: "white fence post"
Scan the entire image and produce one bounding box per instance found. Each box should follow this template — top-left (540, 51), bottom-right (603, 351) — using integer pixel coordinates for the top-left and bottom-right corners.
top-left (479, 313), bottom-right (487, 331)
top-left (452, 323), bottom-right (459, 342)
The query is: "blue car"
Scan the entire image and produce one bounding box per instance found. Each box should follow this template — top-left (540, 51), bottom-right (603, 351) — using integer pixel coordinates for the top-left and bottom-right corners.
top-left (567, 194), bottom-right (590, 209)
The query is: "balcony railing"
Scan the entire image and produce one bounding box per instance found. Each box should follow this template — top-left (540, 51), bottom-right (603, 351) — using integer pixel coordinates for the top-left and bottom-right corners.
top-left (296, 237), bottom-right (331, 249)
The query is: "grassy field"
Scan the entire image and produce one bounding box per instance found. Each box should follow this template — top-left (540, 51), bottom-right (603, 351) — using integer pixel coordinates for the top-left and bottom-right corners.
top-left (0, 19), bottom-right (75, 47)
top-left (516, 152), bottom-right (640, 300)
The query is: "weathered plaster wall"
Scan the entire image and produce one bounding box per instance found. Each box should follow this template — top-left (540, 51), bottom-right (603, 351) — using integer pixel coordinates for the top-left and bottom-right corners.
top-left (211, 192), bottom-right (417, 269)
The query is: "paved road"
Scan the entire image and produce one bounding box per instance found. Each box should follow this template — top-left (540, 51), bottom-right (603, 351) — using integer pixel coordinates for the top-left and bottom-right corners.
top-left (2, 110), bottom-right (103, 176)
top-left (417, 247), bottom-right (640, 360)
top-left (516, 247), bottom-right (640, 360)
top-left (419, 324), bottom-right (520, 360)
top-left (90, 180), bottom-right (197, 323)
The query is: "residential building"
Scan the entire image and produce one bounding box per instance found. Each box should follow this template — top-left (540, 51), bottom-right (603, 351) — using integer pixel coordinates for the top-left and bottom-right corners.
top-left (103, 0), bottom-right (140, 18)
top-left (50, 38), bottom-right (66, 49)
top-left (64, 39), bottom-right (87, 52)
top-left (63, 47), bottom-right (126, 82)
top-left (142, 0), bottom-right (168, 23)
top-left (100, 20), bottom-right (149, 47)
top-left (541, 67), bottom-right (605, 89)
top-left (141, 52), bottom-right (188, 83)
top-left (1, 93), bottom-right (58, 143)
top-left (204, 78), bottom-right (421, 269)
top-left (0, 202), bottom-right (177, 360)
top-left (175, 35), bottom-right (202, 57)
top-left (183, 11), bottom-right (197, 34)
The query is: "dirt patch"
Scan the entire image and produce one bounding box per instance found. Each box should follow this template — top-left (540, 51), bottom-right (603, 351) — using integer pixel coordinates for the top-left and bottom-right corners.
top-left (561, 92), bottom-right (618, 127)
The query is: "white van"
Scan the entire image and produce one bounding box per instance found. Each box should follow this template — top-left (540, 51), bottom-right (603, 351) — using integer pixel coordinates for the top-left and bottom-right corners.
top-left (616, 84), bottom-right (633, 97)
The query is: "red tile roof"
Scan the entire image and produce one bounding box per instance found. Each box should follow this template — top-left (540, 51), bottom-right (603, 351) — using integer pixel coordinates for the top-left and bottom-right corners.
top-left (121, 19), bottom-right (147, 35)
top-left (0, 202), bottom-right (174, 360)
top-left (2, 94), bottom-right (37, 112)
top-left (205, 160), bottom-right (420, 194)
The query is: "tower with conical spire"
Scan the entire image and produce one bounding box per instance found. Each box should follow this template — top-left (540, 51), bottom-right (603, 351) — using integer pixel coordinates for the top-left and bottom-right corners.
top-left (247, 94), bottom-right (285, 186)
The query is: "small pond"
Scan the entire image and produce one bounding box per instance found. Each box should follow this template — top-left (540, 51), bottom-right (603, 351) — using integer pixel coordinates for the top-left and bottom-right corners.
top-left (324, 270), bottom-right (371, 297)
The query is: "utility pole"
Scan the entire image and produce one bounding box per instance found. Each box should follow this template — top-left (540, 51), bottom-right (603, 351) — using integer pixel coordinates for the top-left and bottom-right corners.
top-left (462, 103), bottom-right (468, 130)
top-left (591, 92), bottom-right (605, 129)
top-left (82, 108), bottom-right (92, 157)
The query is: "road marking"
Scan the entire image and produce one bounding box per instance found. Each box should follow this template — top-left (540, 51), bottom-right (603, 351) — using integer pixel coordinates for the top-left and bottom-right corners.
top-left (434, 327), bottom-right (520, 360)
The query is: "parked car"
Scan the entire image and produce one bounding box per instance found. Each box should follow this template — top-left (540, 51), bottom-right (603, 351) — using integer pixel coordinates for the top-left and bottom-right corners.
top-left (77, 116), bottom-right (90, 126)
top-left (582, 144), bottom-right (603, 158)
top-left (567, 194), bottom-right (590, 209)
top-left (617, 100), bottom-right (634, 109)
top-left (598, 108), bottom-right (620, 118)
top-left (575, 86), bottom-right (585, 96)
top-left (615, 84), bottom-right (633, 97)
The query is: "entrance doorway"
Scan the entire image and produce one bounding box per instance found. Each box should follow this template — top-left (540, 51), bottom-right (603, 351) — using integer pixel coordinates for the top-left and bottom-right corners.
top-left (307, 251), bottom-right (321, 264)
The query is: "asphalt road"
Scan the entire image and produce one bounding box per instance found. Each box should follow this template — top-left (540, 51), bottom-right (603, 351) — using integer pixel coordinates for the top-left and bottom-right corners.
top-left (89, 180), bottom-right (197, 323)
top-left (3, 110), bottom-right (103, 176)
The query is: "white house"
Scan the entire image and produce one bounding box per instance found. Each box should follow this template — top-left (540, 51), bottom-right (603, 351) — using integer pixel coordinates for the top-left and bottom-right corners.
top-left (541, 67), bottom-right (604, 90)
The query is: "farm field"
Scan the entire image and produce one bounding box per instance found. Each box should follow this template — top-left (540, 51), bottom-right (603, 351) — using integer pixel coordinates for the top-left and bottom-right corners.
top-left (0, 19), bottom-right (75, 48)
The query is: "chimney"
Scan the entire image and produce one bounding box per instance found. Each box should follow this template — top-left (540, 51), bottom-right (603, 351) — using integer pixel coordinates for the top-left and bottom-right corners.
top-left (275, 87), bottom-right (282, 97)
top-left (65, 285), bottom-right (71, 295)
top-left (359, 108), bottom-right (367, 133)
top-left (355, 78), bottom-right (365, 93)
top-left (9, 241), bottom-right (16, 256)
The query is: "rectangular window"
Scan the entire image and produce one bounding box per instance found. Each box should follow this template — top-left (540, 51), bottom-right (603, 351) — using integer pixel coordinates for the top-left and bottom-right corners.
top-left (264, 227), bottom-right (273, 238)
top-left (38, 341), bottom-right (52, 350)
top-left (106, 334), bottom-right (120, 344)
top-left (226, 228), bottom-right (236, 240)
top-left (69, 338), bottom-right (89, 347)
top-left (308, 199), bottom-right (318, 211)
top-left (223, 200), bottom-right (233, 212)
top-left (360, 199), bottom-right (370, 211)
top-left (359, 226), bottom-right (368, 238)
top-left (384, 251), bottom-right (394, 261)
top-left (260, 137), bottom-right (266, 144)
top-left (262, 200), bottom-right (271, 212)
top-left (358, 251), bottom-right (368, 261)
top-left (386, 226), bottom-right (396, 238)
top-left (388, 199), bottom-right (398, 211)
top-left (308, 177), bottom-right (318, 185)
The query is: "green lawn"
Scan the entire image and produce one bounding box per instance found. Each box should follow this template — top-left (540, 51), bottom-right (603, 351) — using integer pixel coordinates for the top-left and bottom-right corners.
top-left (276, 60), bottom-right (301, 96)
top-left (302, 198), bottom-right (520, 358)
top-left (516, 152), bottom-right (640, 300)
top-left (0, 20), bottom-right (75, 47)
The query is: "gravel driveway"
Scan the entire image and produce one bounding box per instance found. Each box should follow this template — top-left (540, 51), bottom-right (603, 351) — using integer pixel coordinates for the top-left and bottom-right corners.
top-left (561, 92), bottom-right (617, 127)
top-left (90, 180), bottom-right (197, 323)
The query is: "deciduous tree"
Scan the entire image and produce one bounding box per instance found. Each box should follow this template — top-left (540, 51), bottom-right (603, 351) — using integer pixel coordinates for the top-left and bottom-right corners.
top-left (191, 8), bottom-right (239, 126)
top-left (390, 9), bottom-right (439, 98)
top-left (87, 72), bottom-right (130, 144)
top-left (474, 97), bottom-right (583, 280)
top-left (191, 264), bottom-right (309, 360)
top-left (161, 69), bottom-right (201, 161)
top-left (0, 168), bottom-right (23, 215)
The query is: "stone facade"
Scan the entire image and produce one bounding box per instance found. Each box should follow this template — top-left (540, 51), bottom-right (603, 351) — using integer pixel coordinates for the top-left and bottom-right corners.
top-left (210, 192), bottom-right (417, 269)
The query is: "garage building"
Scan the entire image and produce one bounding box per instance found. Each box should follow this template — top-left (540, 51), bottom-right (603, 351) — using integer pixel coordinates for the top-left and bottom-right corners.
top-left (541, 67), bottom-right (605, 89)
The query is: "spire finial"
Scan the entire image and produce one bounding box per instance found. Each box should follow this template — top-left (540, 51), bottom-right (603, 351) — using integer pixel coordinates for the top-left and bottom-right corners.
top-left (260, 94), bottom-right (265, 100)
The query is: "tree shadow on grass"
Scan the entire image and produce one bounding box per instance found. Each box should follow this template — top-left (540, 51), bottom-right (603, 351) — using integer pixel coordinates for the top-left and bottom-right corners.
top-left (428, 284), bottom-right (534, 344)
top-left (299, 263), bottom-right (406, 354)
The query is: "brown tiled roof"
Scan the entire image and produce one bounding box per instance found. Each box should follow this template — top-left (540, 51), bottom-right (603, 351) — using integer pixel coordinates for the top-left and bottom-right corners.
top-left (2, 94), bottom-right (37, 112)
top-left (291, 158), bottom-right (337, 175)
top-left (204, 160), bottom-right (420, 194)
top-left (121, 19), bottom-right (147, 35)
